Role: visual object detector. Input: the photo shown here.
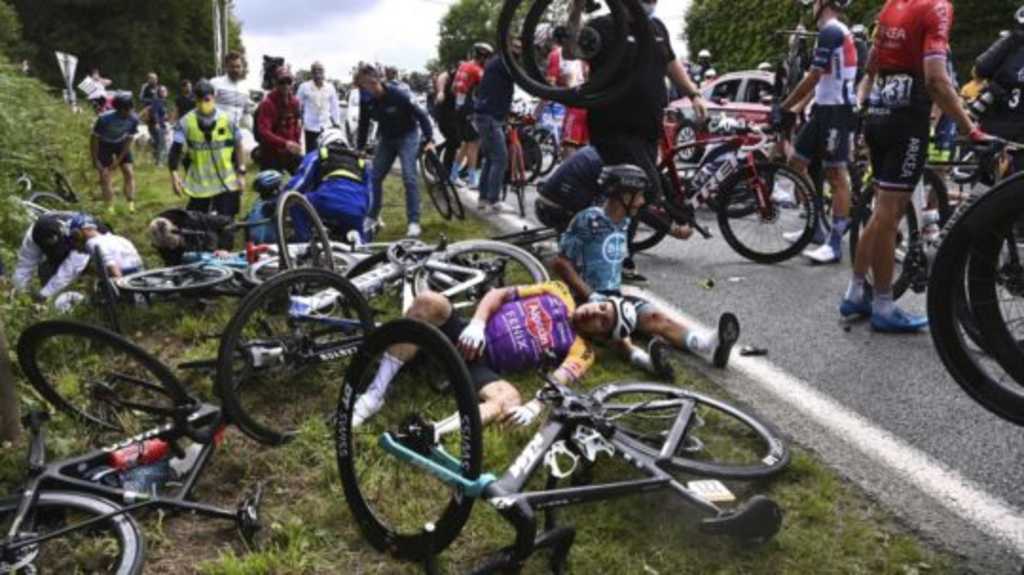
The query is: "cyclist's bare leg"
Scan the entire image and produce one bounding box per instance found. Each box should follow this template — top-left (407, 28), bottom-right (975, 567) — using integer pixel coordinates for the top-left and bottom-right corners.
top-left (865, 189), bottom-right (909, 291)
top-left (638, 308), bottom-right (690, 349)
top-left (121, 163), bottom-right (136, 205)
top-left (477, 381), bottom-right (522, 425)
top-left (824, 166), bottom-right (851, 218)
top-left (466, 140), bottom-right (480, 172)
top-left (98, 166), bottom-right (114, 205)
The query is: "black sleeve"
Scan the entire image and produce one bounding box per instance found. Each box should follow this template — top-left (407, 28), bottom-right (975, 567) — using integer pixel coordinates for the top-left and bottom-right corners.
top-left (357, 95), bottom-right (370, 149)
top-left (976, 36), bottom-right (1016, 80)
top-left (652, 18), bottom-right (676, 64)
top-left (168, 141), bottom-right (184, 170)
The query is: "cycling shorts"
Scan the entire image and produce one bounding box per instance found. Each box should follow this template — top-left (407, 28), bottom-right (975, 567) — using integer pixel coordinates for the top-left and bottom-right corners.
top-left (793, 105), bottom-right (855, 168)
top-left (457, 108), bottom-right (479, 142)
top-left (439, 313), bottom-right (501, 391)
top-left (865, 107), bottom-right (930, 192)
top-left (97, 140), bottom-right (133, 168)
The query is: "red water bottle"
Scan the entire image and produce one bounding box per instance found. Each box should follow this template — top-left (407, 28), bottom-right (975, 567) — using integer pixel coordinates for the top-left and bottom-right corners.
top-left (108, 439), bottom-right (170, 470)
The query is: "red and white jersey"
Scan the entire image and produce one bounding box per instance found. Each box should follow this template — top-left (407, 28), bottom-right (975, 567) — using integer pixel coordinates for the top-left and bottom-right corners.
top-left (872, 0), bottom-right (953, 76)
top-left (811, 18), bottom-right (858, 106)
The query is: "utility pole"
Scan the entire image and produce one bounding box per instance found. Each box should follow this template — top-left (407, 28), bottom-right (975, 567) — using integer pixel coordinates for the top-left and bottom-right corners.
top-left (213, 0), bottom-right (229, 75)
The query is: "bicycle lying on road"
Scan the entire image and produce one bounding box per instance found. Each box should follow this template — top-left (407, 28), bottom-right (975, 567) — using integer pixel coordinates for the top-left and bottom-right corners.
top-left (8, 321), bottom-right (265, 574)
top-left (336, 319), bottom-right (788, 572)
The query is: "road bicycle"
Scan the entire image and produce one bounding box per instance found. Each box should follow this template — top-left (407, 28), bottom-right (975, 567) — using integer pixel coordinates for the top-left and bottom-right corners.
top-left (336, 319), bottom-right (788, 572)
top-left (215, 239), bottom-right (549, 446)
top-left (499, 113), bottom-right (533, 218)
top-left (629, 112), bottom-right (820, 264)
top-left (8, 321), bottom-right (265, 573)
top-left (419, 146), bottom-right (466, 221)
top-left (14, 171), bottom-right (78, 220)
top-left (928, 140), bottom-right (1024, 427)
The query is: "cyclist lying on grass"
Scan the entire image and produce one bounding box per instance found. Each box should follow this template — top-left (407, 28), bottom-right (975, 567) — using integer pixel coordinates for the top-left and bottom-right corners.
top-left (148, 208), bottom-right (236, 266)
top-left (550, 165), bottom-right (740, 377)
top-left (69, 215), bottom-right (143, 280)
top-left (353, 280), bottom-right (637, 430)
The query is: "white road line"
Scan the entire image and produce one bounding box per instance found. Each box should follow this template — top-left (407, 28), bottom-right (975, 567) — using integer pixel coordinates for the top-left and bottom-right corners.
top-left (626, 286), bottom-right (1024, 555)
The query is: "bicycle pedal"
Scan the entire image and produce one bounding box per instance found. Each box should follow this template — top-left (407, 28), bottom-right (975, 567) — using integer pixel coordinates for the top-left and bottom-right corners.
top-left (237, 482), bottom-right (264, 549)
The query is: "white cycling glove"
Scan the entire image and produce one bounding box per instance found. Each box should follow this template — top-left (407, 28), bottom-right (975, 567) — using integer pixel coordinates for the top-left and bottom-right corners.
top-left (508, 401), bottom-right (542, 427)
top-left (457, 319), bottom-right (487, 359)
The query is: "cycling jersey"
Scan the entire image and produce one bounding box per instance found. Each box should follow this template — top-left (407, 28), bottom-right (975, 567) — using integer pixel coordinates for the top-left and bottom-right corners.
top-left (452, 60), bottom-right (484, 110)
top-left (869, 0), bottom-right (952, 110)
top-left (14, 215), bottom-right (90, 299)
top-left (84, 233), bottom-right (143, 274)
top-left (975, 35), bottom-right (1024, 139)
top-left (811, 19), bottom-right (858, 106)
top-left (484, 282), bottom-right (594, 381)
top-left (559, 207), bottom-right (629, 294)
top-left (286, 148), bottom-right (372, 240)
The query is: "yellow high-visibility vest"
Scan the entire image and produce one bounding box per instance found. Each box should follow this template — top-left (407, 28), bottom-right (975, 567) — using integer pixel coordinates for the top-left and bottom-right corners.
top-left (184, 111), bottom-right (240, 198)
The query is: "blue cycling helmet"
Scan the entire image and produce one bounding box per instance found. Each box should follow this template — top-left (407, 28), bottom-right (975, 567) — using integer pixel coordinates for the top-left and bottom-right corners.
top-left (253, 170), bottom-right (283, 198)
top-left (69, 214), bottom-right (98, 232)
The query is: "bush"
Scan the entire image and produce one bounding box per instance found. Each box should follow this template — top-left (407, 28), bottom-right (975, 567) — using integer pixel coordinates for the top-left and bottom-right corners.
top-left (0, 57), bottom-right (93, 269)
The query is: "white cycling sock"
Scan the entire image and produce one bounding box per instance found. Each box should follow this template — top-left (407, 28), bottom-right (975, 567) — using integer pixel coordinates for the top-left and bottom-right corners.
top-left (845, 274), bottom-right (866, 303)
top-left (629, 348), bottom-right (655, 372)
top-left (685, 330), bottom-right (716, 356)
top-left (873, 290), bottom-right (895, 317)
top-left (366, 353), bottom-right (404, 400)
top-left (433, 412), bottom-right (461, 442)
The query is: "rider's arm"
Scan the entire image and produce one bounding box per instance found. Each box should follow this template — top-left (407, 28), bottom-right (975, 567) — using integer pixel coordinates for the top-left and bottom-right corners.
top-left (549, 255), bottom-right (592, 302)
top-left (39, 251), bottom-right (90, 299)
top-left (285, 152), bottom-right (317, 194)
top-left (924, 58), bottom-right (976, 136)
top-left (780, 70), bottom-right (821, 112)
top-left (552, 337), bottom-right (594, 385)
top-left (975, 35), bottom-right (1017, 80)
top-left (471, 287), bottom-right (515, 325)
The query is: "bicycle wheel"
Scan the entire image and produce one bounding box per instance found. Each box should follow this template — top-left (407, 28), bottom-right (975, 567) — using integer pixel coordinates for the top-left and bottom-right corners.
top-left (275, 191), bottom-right (335, 272)
top-left (336, 319), bottom-right (481, 561)
top-left (534, 128), bottom-right (559, 177)
top-left (929, 175), bottom-right (1024, 425)
top-left (16, 320), bottom-right (192, 436)
top-left (716, 161), bottom-right (819, 264)
top-left (519, 128), bottom-right (543, 183)
top-left (91, 246), bottom-right (123, 334)
top-left (243, 251), bottom-right (358, 288)
top-left (674, 119), bottom-right (704, 165)
top-left (591, 382), bottom-right (789, 480)
top-left (26, 192), bottom-right (69, 212)
top-left (116, 264), bottom-right (234, 295)
top-left (216, 268), bottom-right (374, 446)
top-left (421, 151), bottom-right (454, 220)
top-left (412, 240), bottom-right (549, 312)
top-left (627, 212), bottom-right (669, 255)
top-left (0, 491), bottom-right (144, 575)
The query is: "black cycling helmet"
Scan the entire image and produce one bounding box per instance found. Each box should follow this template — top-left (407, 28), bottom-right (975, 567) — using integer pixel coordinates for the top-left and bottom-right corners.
top-left (597, 164), bottom-right (649, 197)
top-left (112, 91), bottom-right (133, 111)
top-left (194, 79), bottom-right (215, 99)
top-left (31, 215), bottom-right (69, 249)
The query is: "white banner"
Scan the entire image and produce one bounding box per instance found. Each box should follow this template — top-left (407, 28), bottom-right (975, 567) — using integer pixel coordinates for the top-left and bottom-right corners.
top-left (54, 51), bottom-right (78, 105)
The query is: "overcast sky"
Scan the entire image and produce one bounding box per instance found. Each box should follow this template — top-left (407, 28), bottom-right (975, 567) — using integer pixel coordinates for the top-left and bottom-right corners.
top-left (235, 0), bottom-right (692, 83)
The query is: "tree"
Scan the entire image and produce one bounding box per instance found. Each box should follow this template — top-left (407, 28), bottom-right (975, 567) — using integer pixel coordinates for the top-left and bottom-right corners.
top-left (436, 0), bottom-right (503, 71)
top-left (9, 0), bottom-right (245, 96)
top-left (683, 0), bottom-right (1018, 78)
top-left (0, 1), bottom-right (27, 63)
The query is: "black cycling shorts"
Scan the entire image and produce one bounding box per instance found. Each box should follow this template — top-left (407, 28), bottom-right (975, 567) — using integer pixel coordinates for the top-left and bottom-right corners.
top-left (438, 313), bottom-right (501, 391)
top-left (865, 107), bottom-right (930, 192)
top-left (457, 108), bottom-right (479, 142)
top-left (794, 105), bottom-right (855, 168)
top-left (97, 140), bottom-right (133, 168)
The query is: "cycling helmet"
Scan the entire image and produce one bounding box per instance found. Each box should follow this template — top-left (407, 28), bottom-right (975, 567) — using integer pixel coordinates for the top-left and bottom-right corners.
top-left (1016, 6), bottom-right (1024, 28)
top-left (473, 42), bottom-right (494, 58)
top-left (597, 164), bottom-right (649, 197)
top-left (757, 62), bottom-right (772, 72)
top-left (698, 49), bottom-right (712, 60)
top-left (194, 79), bottom-right (215, 98)
top-left (69, 214), bottom-right (98, 233)
top-left (704, 68), bottom-right (718, 80)
top-left (851, 24), bottom-right (868, 39)
top-left (31, 215), bottom-right (69, 248)
top-left (253, 170), bottom-right (284, 198)
top-left (318, 127), bottom-right (348, 149)
top-left (608, 296), bottom-right (638, 341)
top-left (112, 91), bottom-right (133, 111)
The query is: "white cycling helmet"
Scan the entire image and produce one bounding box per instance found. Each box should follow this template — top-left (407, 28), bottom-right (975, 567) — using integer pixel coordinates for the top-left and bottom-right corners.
top-left (318, 127), bottom-right (348, 149)
top-left (757, 62), bottom-right (772, 72)
top-left (698, 49), bottom-right (712, 60)
top-left (704, 68), bottom-right (718, 80)
top-left (608, 296), bottom-right (638, 341)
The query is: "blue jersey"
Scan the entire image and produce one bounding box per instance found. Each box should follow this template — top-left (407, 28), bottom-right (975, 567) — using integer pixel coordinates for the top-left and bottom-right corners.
top-left (286, 150), bottom-right (372, 239)
top-left (92, 110), bottom-right (139, 144)
top-left (558, 207), bottom-right (629, 294)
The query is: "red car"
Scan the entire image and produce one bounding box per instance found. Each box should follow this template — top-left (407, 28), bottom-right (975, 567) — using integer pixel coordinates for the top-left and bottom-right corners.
top-left (667, 70), bottom-right (775, 162)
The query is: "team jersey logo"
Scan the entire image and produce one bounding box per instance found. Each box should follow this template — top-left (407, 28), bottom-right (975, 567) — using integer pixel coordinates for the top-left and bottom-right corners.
top-left (523, 299), bottom-right (555, 348)
top-left (602, 233), bottom-right (627, 264)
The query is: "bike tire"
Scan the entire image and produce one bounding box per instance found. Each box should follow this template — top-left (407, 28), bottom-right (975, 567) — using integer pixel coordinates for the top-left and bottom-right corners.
top-left (590, 382), bottom-right (790, 480)
top-left (928, 174), bottom-right (1024, 425)
top-left (627, 216), bottom-right (669, 255)
top-left (336, 318), bottom-right (481, 561)
top-left (216, 267), bottom-right (374, 446)
top-left (116, 264), bottom-right (234, 295)
top-left (16, 320), bottom-right (193, 434)
top-left (411, 240), bottom-right (550, 307)
top-left (0, 491), bottom-right (145, 575)
top-left (674, 119), bottom-right (704, 165)
top-left (534, 128), bottom-right (559, 177)
top-left (92, 245), bottom-right (123, 334)
top-left (53, 170), bottom-right (79, 203)
top-left (716, 161), bottom-right (819, 264)
top-left (26, 192), bottom-right (69, 211)
top-left (421, 150), bottom-right (454, 220)
top-left (275, 191), bottom-right (336, 272)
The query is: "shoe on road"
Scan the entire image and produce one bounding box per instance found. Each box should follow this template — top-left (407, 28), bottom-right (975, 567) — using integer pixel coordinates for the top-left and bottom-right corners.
top-left (406, 223), bottom-right (422, 238)
top-left (803, 243), bottom-right (841, 265)
top-left (871, 306), bottom-right (928, 333)
top-left (648, 338), bottom-right (676, 381)
top-left (839, 283), bottom-right (874, 319)
top-left (713, 313), bottom-right (740, 368)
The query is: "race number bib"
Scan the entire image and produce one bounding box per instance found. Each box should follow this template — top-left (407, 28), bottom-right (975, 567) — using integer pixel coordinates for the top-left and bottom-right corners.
top-left (871, 74), bottom-right (914, 109)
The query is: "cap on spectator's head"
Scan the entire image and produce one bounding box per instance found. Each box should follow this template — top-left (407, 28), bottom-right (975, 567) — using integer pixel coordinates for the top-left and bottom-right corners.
top-left (194, 79), bottom-right (215, 98)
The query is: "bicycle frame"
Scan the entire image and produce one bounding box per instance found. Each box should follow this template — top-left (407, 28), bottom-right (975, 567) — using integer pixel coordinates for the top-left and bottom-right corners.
top-left (1, 404), bottom-right (247, 557)
top-left (348, 246), bottom-right (490, 313)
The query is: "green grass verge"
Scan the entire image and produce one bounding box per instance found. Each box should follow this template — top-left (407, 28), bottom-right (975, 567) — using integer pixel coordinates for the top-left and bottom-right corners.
top-left (1, 157), bottom-right (958, 574)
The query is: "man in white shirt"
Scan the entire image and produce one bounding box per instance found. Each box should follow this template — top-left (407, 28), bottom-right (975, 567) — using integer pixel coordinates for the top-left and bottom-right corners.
top-left (297, 61), bottom-right (342, 153)
top-left (13, 213), bottom-right (91, 302)
top-left (69, 215), bottom-right (144, 279)
top-left (211, 51), bottom-right (254, 132)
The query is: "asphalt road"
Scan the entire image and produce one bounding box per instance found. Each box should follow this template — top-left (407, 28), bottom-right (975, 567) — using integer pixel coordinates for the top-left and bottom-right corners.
top-left (464, 179), bottom-right (1024, 573)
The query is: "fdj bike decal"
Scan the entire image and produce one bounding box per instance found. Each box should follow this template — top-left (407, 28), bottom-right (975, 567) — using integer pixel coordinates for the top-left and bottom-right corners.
top-left (509, 433), bottom-right (547, 479)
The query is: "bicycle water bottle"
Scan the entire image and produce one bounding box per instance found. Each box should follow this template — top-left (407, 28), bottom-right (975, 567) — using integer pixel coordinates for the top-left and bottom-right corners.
top-left (108, 439), bottom-right (170, 470)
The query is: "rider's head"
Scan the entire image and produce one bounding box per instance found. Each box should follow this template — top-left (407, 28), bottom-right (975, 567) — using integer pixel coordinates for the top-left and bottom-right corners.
top-left (224, 51), bottom-right (246, 81)
top-left (598, 164), bottom-right (648, 218)
top-left (253, 170), bottom-right (284, 199)
top-left (472, 42), bottom-right (494, 63)
top-left (68, 214), bottom-right (99, 248)
top-left (698, 49), bottom-right (711, 63)
top-left (318, 127), bottom-right (348, 150)
top-left (356, 65), bottom-right (384, 97)
top-left (802, 0), bottom-right (851, 24)
top-left (31, 215), bottom-right (70, 251)
top-left (572, 296), bottom-right (638, 341)
top-left (112, 92), bottom-right (133, 115)
top-left (148, 217), bottom-right (182, 250)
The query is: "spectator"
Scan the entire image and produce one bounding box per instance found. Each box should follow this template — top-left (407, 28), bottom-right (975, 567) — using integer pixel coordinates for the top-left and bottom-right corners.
top-left (473, 43), bottom-right (518, 213)
top-left (385, 66), bottom-right (411, 94)
top-left (356, 65), bottom-right (434, 238)
top-left (175, 79), bottom-right (196, 121)
top-left (90, 92), bottom-right (139, 214)
top-left (146, 85), bottom-right (170, 165)
top-left (139, 72), bottom-right (159, 108)
top-left (256, 65), bottom-right (304, 173)
top-left (212, 51), bottom-right (254, 132)
top-left (297, 61), bottom-right (342, 153)
top-left (431, 66), bottom-right (462, 174)
top-left (168, 79), bottom-right (245, 217)
top-left (450, 43), bottom-right (493, 188)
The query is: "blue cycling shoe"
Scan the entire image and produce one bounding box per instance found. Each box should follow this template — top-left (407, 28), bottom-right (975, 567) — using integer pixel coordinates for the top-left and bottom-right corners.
top-left (839, 285), bottom-right (873, 319)
top-left (870, 306), bottom-right (928, 333)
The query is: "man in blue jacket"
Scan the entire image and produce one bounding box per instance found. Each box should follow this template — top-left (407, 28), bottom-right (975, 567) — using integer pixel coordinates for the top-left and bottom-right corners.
top-left (286, 127), bottom-right (373, 242)
top-left (473, 43), bottom-right (519, 213)
top-left (356, 65), bottom-right (434, 238)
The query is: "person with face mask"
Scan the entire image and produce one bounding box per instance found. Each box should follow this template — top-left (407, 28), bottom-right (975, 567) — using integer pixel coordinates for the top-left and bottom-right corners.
top-left (167, 79), bottom-right (246, 217)
top-left (566, 0), bottom-right (706, 283)
top-left (297, 61), bottom-right (341, 154)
